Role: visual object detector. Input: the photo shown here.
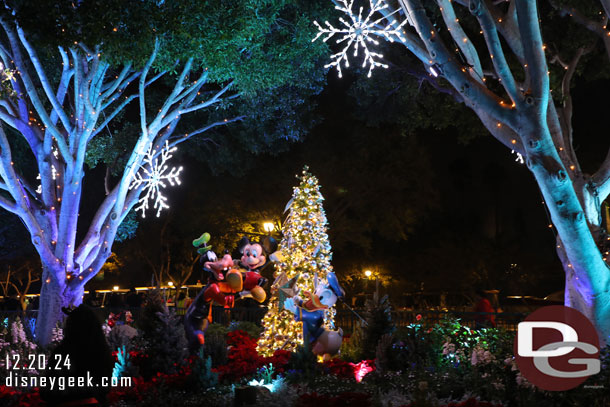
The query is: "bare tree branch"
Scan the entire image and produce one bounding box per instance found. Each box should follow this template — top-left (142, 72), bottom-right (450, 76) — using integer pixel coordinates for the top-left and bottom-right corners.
top-left (0, 18), bottom-right (73, 166)
top-left (438, 0), bottom-right (484, 82)
top-left (167, 116), bottom-right (246, 150)
top-left (399, 0), bottom-right (518, 130)
top-left (16, 26), bottom-right (72, 134)
top-left (471, 0), bottom-right (521, 105)
top-left (138, 39), bottom-right (159, 137)
top-left (549, 0), bottom-right (610, 62)
top-left (602, 0), bottom-right (610, 20)
top-left (0, 192), bottom-right (17, 213)
top-left (593, 149), bottom-right (610, 202)
top-left (515, 0), bottom-right (549, 108)
top-left (0, 126), bottom-right (54, 261)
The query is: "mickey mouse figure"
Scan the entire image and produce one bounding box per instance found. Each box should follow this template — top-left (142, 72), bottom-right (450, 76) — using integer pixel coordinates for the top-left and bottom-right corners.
top-left (236, 236), bottom-right (279, 303)
top-left (184, 234), bottom-right (278, 353)
top-left (284, 272), bottom-right (345, 360)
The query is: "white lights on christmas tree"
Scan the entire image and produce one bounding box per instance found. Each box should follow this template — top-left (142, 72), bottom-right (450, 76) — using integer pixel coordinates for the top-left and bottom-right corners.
top-left (257, 166), bottom-right (336, 356)
top-left (130, 140), bottom-right (183, 218)
top-left (313, 0), bottom-right (407, 78)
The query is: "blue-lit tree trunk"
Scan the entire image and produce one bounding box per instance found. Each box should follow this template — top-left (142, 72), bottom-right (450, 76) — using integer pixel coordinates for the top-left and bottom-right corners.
top-left (375, 0), bottom-right (610, 343)
top-left (0, 19), bottom-right (241, 345)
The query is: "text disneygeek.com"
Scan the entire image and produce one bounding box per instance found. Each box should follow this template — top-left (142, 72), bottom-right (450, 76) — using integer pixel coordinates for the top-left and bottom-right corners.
top-left (5, 372), bottom-right (132, 391)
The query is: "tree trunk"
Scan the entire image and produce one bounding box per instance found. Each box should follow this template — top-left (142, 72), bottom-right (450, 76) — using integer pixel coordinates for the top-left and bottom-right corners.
top-left (35, 264), bottom-right (84, 345)
top-left (524, 125), bottom-right (610, 345)
top-left (563, 253), bottom-right (610, 346)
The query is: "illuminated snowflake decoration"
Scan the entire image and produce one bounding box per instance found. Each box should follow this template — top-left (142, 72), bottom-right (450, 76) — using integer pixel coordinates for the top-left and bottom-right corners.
top-left (313, 0), bottom-right (407, 78)
top-left (130, 140), bottom-right (183, 218)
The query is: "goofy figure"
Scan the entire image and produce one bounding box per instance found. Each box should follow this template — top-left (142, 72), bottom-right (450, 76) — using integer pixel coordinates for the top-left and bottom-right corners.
top-left (184, 234), bottom-right (276, 353)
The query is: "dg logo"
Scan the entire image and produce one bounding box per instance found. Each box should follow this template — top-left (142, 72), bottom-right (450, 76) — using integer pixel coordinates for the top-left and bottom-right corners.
top-left (514, 305), bottom-right (600, 391)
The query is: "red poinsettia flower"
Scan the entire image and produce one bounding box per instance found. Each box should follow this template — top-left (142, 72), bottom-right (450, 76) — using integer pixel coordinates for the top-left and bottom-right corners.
top-left (349, 359), bottom-right (375, 383)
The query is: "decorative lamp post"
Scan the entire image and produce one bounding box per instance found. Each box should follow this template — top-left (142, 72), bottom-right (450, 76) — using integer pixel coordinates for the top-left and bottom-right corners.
top-left (364, 269), bottom-right (379, 299)
top-left (263, 222), bottom-right (275, 235)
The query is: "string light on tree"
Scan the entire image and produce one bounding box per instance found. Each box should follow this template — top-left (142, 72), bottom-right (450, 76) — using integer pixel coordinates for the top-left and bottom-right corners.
top-left (257, 166), bottom-right (335, 356)
top-left (35, 148), bottom-right (60, 194)
top-left (313, 0), bottom-right (407, 78)
top-left (129, 140), bottom-right (183, 218)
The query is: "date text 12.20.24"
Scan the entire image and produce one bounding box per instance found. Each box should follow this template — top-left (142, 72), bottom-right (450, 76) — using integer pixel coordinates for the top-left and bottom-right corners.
top-left (5, 354), bottom-right (71, 370)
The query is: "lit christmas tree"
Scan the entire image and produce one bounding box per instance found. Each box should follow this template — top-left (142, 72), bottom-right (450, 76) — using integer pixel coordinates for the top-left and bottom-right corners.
top-left (257, 166), bottom-right (335, 356)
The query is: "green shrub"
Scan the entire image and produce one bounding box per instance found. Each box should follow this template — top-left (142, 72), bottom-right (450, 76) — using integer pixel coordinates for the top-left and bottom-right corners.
top-left (190, 349), bottom-right (218, 390)
top-left (205, 323), bottom-right (229, 338)
top-left (340, 294), bottom-right (394, 362)
top-left (229, 321), bottom-right (262, 339)
top-left (136, 291), bottom-right (188, 378)
top-left (204, 326), bottom-right (228, 367)
top-left (285, 345), bottom-right (319, 382)
top-left (361, 294), bottom-right (394, 360)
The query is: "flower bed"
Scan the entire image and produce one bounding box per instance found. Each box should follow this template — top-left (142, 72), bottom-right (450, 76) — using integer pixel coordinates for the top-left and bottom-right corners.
top-left (213, 330), bottom-right (291, 382)
top-left (1, 314), bottom-right (610, 407)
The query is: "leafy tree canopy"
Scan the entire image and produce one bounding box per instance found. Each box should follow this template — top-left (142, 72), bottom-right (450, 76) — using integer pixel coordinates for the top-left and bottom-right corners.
top-left (5, 0), bottom-right (331, 175)
top-left (9, 0), bottom-right (329, 94)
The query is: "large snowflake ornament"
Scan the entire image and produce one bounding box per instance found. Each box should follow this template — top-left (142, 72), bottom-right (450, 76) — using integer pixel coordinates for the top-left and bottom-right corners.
top-left (130, 140), bottom-right (183, 218)
top-left (313, 0), bottom-right (407, 78)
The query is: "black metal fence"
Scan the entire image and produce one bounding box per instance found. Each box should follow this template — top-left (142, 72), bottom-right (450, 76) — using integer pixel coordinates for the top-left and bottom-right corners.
top-left (0, 306), bottom-right (268, 330)
top-left (1, 307), bottom-right (526, 335)
top-left (334, 309), bottom-right (527, 334)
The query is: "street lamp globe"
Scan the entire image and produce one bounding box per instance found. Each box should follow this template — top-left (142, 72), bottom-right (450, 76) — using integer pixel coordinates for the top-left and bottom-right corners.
top-left (263, 222), bottom-right (275, 233)
top-left (364, 270), bottom-right (372, 278)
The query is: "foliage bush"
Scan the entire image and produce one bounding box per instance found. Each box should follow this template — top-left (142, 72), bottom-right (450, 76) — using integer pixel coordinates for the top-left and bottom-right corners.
top-left (0, 317), bottom-right (39, 382)
top-left (285, 345), bottom-right (320, 381)
top-left (137, 290), bottom-right (167, 335)
top-left (339, 294), bottom-right (394, 363)
top-left (3, 311), bottom-right (610, 407)
top-left (107, 324), bottom-right (138, 351)
top-left (203, 323), bottom-right (229, 367)
top-left (135, 291), bottom-right (188, 378)
top-left (389, 324), bottom-right (436, 372)
top-left (189, 349), bottom-right (218, 390)
top-left (340, 322), bottom-right (365, 362)
top-left (205, 323), bottom-right (229, 338)
top-left (113, 317), bottom-right (608, 406)
top-left (360, 294), bottom-right (394, 360)
top-left (204, 331), bottom-right (228, 368)
top-left (230, 320), bottom-right (262, 339)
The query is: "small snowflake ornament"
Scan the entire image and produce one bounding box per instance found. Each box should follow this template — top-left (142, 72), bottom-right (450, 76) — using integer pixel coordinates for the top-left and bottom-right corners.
top-left (130, 140), bottom-right (183, 218)
top-left (313, 0), bottom-right (407, 78)
top-left (511, 150), bottom-right (524, 164)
